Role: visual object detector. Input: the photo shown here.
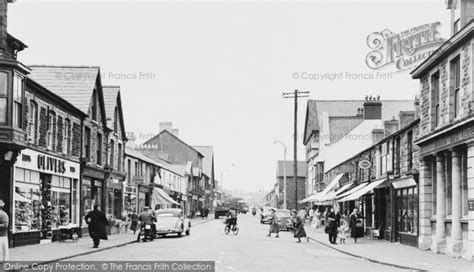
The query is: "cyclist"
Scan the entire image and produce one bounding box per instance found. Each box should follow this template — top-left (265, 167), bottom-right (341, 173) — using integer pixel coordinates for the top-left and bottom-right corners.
top-left (226, 208), bottom-right (238, 230)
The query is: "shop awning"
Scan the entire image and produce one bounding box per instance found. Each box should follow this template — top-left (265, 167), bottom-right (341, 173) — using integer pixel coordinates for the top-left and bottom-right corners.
top-left (152, 187), bottom-right (180, 208)
top-left (320, 182), bottom-right (354, 202)
top-left (339, 179), bottom-right (386, 202)
top-left (307, 173), bottom-right (345, 203)
top-left (336, 182), bottom-right (368, 201)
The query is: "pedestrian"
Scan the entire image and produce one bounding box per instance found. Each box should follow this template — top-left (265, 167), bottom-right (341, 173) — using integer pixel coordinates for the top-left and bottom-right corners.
top-left (291, 210), bottom-right (309, 243)
top-left (349, 208), bottom-right (364, 243)
top-left (84, 205), bottom-right (108, 248)
top-left (313, 209), bottom-right (322, 230)
top-left (267, 208), bottom-right (279, 238)
top-left (130, 209), bottom-right (139, 234)
top-left (323, 207), bottom-right (329, 229)
top-left (327, 207), bottom-right (339, 244)
top-left (338, 214), bottom-right (349, 244)
top-left (0, 199), bottom-right (9, 262)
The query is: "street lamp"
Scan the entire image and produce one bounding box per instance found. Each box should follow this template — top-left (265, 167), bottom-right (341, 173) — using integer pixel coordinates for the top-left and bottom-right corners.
top-left (274, 140), bottom-right (287, 210)
top-left (220, 164), bottom-right (235, 189)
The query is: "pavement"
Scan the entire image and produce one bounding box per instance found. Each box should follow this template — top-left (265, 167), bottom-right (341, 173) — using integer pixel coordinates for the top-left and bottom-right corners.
top-left (305, 223), bottom-right (473, 272)
top-left (7, 217), bottom-right (213, 263)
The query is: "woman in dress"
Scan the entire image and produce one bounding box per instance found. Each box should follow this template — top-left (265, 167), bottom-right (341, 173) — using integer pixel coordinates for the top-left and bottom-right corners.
top-left (349, 208), bottom-right (364, 243)
top-left (130, 209), bottom-right (139, 234)
top-left (292, 210), bottom-right (309, 243)
top-left (267, 209), bottom-right (279, 238)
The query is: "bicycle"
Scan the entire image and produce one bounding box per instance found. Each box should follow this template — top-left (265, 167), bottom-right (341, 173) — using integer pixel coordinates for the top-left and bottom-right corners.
top-left (224, 219), bottom-right (239, 235)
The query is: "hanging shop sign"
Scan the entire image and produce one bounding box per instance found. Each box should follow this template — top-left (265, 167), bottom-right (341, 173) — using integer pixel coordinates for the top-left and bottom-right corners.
top-left (468, 199), bottom-right (474, 212)
top-left (16, 148), bottom-right (79, 179)
top-left (358, 160), bottom-right (372, 170)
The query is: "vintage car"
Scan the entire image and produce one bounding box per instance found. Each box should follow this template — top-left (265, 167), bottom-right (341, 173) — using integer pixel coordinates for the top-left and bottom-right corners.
top-left (275, 209), bottom-right (293, 231)
top-left (154, 208), bottom-right (191, 237)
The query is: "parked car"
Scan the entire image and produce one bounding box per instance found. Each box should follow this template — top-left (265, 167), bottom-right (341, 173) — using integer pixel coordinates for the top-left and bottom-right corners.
top-left (275, 209), bottom-right (292, 231)
top-left (154, 208), bottom-right (191, 237)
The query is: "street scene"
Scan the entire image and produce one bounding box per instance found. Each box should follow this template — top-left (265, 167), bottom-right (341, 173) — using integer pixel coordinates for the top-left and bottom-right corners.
top-left (1, 0), bottom-right (474, 271)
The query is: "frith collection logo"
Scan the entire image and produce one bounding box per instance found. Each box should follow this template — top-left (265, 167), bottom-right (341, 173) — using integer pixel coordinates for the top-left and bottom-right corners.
top-left (365, 22), bottom-right (445, 72)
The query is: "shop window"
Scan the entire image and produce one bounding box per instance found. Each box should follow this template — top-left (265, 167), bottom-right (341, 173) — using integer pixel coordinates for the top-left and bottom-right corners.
top-left (0, 72), bottom-right (7, 124)
top-left (451, 56), bottom-right (461, 118)
top-left (51, 177), bottom-right (71, 229)
top-left (29, 101), bottom-right (38, 143)
top-left (14, 168), bottom-right (42, 233)
top-left (81, 179), bottom-right (92, 226)
top-left (72, 179), bottom-right (79, 224)
top-left (13, 74), bottom-right (23, 128)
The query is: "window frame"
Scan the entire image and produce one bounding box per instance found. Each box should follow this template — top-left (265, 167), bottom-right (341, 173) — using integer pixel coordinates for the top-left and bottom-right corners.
top-left (84, 127), bottom-right (91, 162)
top-left (451, 56), bottom-right (461, 118)
top-left (0, 71), bottom-right (8, 125)
top-left (431, 72), bottom-right (440, 129)
top-left (96, 132), bottom-right (102, 166)
top-left (12, 74), bottom-right (23, 128)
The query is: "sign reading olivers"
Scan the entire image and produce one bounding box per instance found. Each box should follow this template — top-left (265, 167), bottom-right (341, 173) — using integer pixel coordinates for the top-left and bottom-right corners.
top-left (365, 22), bottom-right (445, 72)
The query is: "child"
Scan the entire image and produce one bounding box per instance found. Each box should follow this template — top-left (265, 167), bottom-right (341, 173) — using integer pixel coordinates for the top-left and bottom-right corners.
top-left (338, 215), bottom-right (349, 244)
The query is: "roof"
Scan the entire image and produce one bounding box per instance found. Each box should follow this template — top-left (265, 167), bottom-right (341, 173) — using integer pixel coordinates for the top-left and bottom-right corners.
top-left (328, 116), bottom-right (364, 144)
top-left (303, 100), bottom-right (414, 144)
top-left (324, 119), bottom-right (384, 173)
top-left (103, 86), bottom-right (127, 139)
top-left (276, 161), bottom-right (307, 178)
top-left (193, 146), bottom-right (214, 177)
top-left (125, 147), bottom-right (184, 177)
top-left (28, 65), bottom-right (101, 114)
top-left (144, 130), bottom-right (204, 157)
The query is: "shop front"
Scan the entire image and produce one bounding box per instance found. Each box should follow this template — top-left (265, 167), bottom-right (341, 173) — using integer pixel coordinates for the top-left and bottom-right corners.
top-left (12, 148), bottom-right (80, 246)
top-left (137, 184), bottom-right (152, 212)
top-left (80, 166), bottom-right (106, 235)
top-left (105, 177), bottom-right (123, 219)
top-left (392, 177), bottom-right (418, 247)
top-left (123, 185), bottom-right (138, 214)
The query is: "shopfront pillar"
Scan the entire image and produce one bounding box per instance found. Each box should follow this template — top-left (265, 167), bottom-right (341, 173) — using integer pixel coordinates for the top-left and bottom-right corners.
top-left (466, 142), bottom-right (474, 261)
top-left (448, 149), bottom-right (462, 257)
top-left (418, 157), bottom-right (433, 250)
top-left (433, 153), bottom-right (446, 254)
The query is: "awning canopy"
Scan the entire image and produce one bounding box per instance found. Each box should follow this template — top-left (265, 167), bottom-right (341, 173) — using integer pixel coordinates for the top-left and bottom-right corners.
top-left (306, 173), bottom-right (345, 203)
top-left (339, 179), bottom-right (386, 202)
top-left (336, 182), bottom-right (368, 200)
top-left (152, 187), bottom-right (180, 209)
top-left (320, 182), bottom-right (354, 202)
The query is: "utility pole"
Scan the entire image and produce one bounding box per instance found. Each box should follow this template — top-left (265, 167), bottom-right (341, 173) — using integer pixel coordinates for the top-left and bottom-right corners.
top-left (274, 140), bottom-right (287, 209)
top-left (283, 90), bottom-right (309, 210)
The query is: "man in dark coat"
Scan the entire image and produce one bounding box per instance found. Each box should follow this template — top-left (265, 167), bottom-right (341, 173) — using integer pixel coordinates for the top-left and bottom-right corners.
top-left (85, 205), bottom-right (108, 248)
top-left (327, 208), bottom-right (338, 244)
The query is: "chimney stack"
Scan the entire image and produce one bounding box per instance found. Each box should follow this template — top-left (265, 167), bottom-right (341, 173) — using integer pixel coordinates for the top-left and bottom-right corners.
top-left (363, 95), bottom-right (382, 120)
top-left (126, 132), bottom-right (136, 150)
top-left (171, 129), bottom-right (179, 137)
top-left (414, 96), bottom-right (420, 119)
top-left (159, 122), bottom-right (173, 133)
top-left (371, 128), bottom-right (385, 144)
top-left (399, 111), bottom-right (415, 129)
top-left (384, 117), bottom-right (399, 136)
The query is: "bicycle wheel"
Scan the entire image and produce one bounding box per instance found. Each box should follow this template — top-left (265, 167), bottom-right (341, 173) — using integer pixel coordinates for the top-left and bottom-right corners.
top-left (232, 225), bottom-right (239, 235)
top-left (224, 225), bottom-right (230, 235)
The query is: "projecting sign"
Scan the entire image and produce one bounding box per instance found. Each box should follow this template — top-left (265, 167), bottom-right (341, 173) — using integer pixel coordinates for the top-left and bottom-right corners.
top-left (469, 199), bottom-right (474, 212)
top-left (358, 160), bottom-right (372, 170)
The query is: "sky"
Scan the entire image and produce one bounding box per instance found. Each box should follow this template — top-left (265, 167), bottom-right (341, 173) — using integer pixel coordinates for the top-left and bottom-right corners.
top-left (9, 0), bottom-right (451, 192)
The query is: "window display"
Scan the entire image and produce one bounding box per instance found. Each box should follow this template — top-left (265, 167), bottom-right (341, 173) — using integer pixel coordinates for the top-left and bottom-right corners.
top-left (51, 176), bottom-right (71, 229)
top-left (397, 187), bottom-right (417, 235)
top-left (14, 168), bottom-right (41, 232)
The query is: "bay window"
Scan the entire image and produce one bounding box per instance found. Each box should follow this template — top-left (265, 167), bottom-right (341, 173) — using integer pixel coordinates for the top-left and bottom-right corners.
top-left (13, 74), bottom-right (23, 128)
top-left (0, 72), bottom-right (7, 124)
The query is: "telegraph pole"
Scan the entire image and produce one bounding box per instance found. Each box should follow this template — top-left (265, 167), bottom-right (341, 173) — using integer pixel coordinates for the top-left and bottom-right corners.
top-left (282, 90), bottom-right (309, 210)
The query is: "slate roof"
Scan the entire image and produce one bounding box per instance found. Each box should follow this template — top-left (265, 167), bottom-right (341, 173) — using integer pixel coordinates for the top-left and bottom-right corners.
top-left (193, 146), bottom-right (214, 177)
top-left (328, 116), bottom-right (364, 144)
top-left (276, 161), bottom-right (307, 178)
top-left (324, 120), bottom-right (384, 173)
top-left (28, 65), bottom-right (101, 114)
top-left (125, 147), bottom-right (184, 177)
top-left (303, 100), bottom-right (414, 145)
top-left (144, 130), bottom-right (204, 157)
top-left (103, 86), bottom-right (127, 139)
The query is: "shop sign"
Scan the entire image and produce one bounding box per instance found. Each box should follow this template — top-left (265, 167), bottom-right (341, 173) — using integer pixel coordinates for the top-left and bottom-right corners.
top-left (107, 178), bottom-right (123, 189)
top-left (125, 186), bottom-right (137, 194)
top-left (468, 199), bottom-right (474, 211)
top-left (133, 176), bottom-right (145, 184)
top-left (16, 148), bottom-right (79, 179)
top-left (392, 178), bottom-right (417, 189)
top-left (192, 195), bottom-right (198, 200)
top-left (420, 124), bottom-right (474, 156)
top-left (358, 160), bottom-right (372, 170)
top-left (365, 22), bottom-right (444, 72)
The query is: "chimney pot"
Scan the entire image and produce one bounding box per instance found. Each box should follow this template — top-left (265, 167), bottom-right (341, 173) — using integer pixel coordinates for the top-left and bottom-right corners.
top-left (363, 98), bottom-right (382, 120)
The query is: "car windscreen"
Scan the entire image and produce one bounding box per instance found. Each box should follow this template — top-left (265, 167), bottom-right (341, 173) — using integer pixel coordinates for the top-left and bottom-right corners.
top-left (156, 213), bottom-right (175, 217)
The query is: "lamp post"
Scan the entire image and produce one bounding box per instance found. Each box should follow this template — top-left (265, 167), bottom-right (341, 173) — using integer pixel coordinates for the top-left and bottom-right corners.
top-left (274, 140), bottom-right (287, 210)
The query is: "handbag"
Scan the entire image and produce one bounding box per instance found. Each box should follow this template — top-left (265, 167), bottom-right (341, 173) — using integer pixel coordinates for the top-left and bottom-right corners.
top-left (355, 220), bottom-right (363, 228)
